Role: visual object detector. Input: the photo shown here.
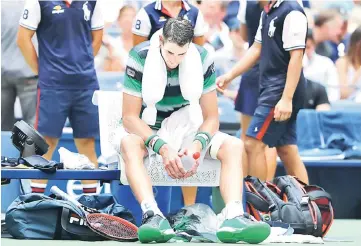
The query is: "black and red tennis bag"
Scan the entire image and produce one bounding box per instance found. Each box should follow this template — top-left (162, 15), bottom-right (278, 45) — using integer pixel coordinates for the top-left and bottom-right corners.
top-left (244, 175), bottom-right (334, 237)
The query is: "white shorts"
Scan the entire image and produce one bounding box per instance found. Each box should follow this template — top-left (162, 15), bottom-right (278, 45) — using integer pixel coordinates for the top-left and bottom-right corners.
top-left (112, 125), bottom-right (231, 162)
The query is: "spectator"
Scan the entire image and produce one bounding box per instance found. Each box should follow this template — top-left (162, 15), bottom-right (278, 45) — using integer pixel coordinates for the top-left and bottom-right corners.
top-left (313, 10), bottom-right (344, 61)
top-left (101, 5), bottom-right (137, 72)
top-left (336, 26), bottom-right (361, 100)
top-left (213, 21), bottom-right (246, 100)
top-left (1, 1), bottom-right (38, 131)
top-left (132, 0), bottom-right (205, 46)
top-left (223, 0), bottom-right (240, 30)
top-left (304, 80), bottom-right (331, 111)
top-left (303, 29), bottom-right (340, 102)
top-left (202, 1), bottom-right (232, 51)
top-left (17, 0), bottom-right (103, 195)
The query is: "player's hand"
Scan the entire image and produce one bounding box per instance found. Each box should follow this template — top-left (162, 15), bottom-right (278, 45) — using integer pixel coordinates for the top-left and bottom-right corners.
top-left (274, 97), bottom-right (293, 122)
top-left (159, 144), bottom-right (186, 179)
top-left (216, 73), bottom-right (233, 91)
top-left (179, 141), bottom-right (202, 178)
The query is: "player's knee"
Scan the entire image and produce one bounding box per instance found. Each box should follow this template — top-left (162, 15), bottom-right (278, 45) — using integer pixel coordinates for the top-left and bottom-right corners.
top-left (120, 135), bottom-right (145, 161)
top-left (218, 137), bottom-right (243, 160)
top-left (276, 145), bottom-right (295, 160)
top-left (244, 137), bottom-right (264, 154)
top-left (44, 137), bottom-right (58, 149)
top-left (75, 138), bottom-right (94, 148)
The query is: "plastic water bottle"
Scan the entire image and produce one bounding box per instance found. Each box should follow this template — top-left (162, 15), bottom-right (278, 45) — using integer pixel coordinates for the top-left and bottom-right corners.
top-left (181, 152), bottom-right (200, 172)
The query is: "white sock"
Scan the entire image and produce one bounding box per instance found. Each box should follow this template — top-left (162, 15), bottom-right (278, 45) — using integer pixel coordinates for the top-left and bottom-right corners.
top-left (140, 199), bottom-right (164, 218)
top-left (222, 201), bottom-right (244, 220)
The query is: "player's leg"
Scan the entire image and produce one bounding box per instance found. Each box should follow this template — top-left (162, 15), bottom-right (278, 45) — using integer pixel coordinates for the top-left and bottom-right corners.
top-left (17, 77), bottom-right (37, 127)
top-left (244, 136), bottom-right (267, 180)
top-left (1, 77), bottom-right (16, 131)
top-left (120, 134), bottom-right (175, 243)
top-left (276, 118), bottom-right (309, 184)
top-left (245, 106), bottom-right (289, 181)
top-left (70, 89), bottom-right (100, 194)
top-left (32, 88), bottom-right (69, 193)
top-left (234, 72), bottom-right (260, 177)
top-left (265, 146), bottom-right (278, 181)
top-left (277, 145), bottom-right (308, 184)
top-left (244, 108), bottom-right (269, 181)
top-left (210, 133), bottom-right (270, 244)
top-left (240, 113), bottom-right (253, 177)
top-left (74, 138), bottom-right (99, 194)
top-left (181, 186), bottom-right (197, 206)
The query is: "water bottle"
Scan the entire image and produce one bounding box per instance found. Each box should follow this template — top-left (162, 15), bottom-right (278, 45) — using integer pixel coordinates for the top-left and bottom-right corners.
top-left (181, 152), bottom-right (200, 172)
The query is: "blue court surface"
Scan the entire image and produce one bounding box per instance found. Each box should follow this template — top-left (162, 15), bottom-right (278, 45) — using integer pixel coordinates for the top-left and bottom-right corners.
top-left (1, 220), bottom-right (360, 246)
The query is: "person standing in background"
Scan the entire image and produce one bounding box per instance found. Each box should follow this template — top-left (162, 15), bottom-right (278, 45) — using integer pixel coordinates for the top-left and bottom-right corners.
top-left (132, 0), bottom-right (205, 46)
top-left (227, 0), bottom-right (277, 181)
top-left (17, 0), bottom-right (104, 195)
top-left (101, 5), bottom-right (137, 72)
top-left (336, 26), bottom-right (361, 100)
top-left (1, 1), bottom-right (38, 131)
top-left (217, 0), bottom-right (309, 184)
top-left (303, 29), bottom-right (340, 102)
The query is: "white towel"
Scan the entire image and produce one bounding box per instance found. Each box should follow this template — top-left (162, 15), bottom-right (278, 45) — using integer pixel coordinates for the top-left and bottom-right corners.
top-left (142, 28), bottom-right (204, 127)
top-left (157, 105), bottom-right (201, 151)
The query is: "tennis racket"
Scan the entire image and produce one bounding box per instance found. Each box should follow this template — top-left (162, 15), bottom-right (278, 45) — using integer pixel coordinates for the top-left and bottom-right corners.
top-left (50, 186), bottom-right (138, 241)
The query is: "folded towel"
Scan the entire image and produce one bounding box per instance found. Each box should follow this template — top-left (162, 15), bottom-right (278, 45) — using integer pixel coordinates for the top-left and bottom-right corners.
top-left (157, 106), bottom-right (201, 151)
top-left (142, 28), bottom-right (204, 127)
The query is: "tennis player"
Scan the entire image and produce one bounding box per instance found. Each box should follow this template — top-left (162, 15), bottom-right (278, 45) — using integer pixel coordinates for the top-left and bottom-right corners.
top-left (120, 17), bottom-right (270, 244)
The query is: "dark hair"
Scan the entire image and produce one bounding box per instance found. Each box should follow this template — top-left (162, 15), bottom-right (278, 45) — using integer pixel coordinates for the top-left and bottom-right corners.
top-left (347, 26), bottom-right (361, 66)
top-left (314, 10), bottom-right (340, 27)
top-left (162, 17), bottom-right (194, 46)
top-left (306, 29), bottom-right (314, 42)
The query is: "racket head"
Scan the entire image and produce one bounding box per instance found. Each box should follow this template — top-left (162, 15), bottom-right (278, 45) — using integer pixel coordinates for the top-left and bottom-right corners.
top-left (86, 213), bottom-right (138, 241)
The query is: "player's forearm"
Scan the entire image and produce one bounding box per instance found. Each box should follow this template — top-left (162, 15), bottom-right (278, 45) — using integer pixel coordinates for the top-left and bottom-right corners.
top-left (228, 43), bottom-right (261, 80)
top-left (282, 51), bottom-right (303, 100)
top-left (122, 116), bottom-right (155, 142)
top-left (92, 29), bottom-right (103, 56)
top-left (17, 38), bottom-right (39, 75)
top-left (198, 117), bottom-right (219, 137)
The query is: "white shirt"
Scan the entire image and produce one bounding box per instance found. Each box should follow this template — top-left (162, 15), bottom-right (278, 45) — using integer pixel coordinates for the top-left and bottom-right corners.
top-left (303, 53), bottom-right (340, 102)
top-left (254, 2), bottom-right (307, 51)
top-left (132, 1), bottom-right (205, 38)
top-left (20, 0), bottom-right (104, 31)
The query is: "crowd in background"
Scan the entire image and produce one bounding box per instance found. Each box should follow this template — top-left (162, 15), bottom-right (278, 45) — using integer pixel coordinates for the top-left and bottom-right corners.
top-left (2, 0), bottom-right (361, 130)
top-left (97, 0), bottom-right (361, 108)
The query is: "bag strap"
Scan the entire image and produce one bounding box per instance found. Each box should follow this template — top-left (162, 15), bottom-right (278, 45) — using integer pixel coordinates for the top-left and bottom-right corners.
top-left (245, 191), bottom-right (270, 213)
top-left (308, 190), bottom-right (332, 202)
top-left (54, 208), bottom-right (64, 239)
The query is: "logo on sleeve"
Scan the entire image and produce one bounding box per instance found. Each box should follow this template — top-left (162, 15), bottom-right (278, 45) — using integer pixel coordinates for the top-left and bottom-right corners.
top-left (126, 68), bottom-right (136, 78)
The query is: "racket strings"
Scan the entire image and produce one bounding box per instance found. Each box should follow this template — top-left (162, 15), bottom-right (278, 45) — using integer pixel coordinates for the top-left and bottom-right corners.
top-left (87, 214), bottom-right (138, 240)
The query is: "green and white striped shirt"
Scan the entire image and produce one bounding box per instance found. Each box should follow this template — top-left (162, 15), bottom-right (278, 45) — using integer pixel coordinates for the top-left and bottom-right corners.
top-left (123, 41), bottom-right (216, 129)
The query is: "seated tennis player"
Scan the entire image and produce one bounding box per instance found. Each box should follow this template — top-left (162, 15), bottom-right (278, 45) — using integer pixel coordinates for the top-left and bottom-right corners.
top-left (117, 17), bottom-right (270, 244)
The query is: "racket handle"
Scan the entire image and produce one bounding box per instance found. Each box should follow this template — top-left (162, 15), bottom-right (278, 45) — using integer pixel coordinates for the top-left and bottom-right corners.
top-left (50, 186), bottom-right (82, 207)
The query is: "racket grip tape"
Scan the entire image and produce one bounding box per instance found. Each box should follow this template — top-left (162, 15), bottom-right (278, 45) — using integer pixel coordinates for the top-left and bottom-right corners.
top-left (50, 186), bottom-right (82, 207)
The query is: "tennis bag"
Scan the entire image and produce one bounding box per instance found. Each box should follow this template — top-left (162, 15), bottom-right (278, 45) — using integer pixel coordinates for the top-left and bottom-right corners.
top-left (5, 193), bottom-right (136, 240)
top-left (244, 175), bottom-right (334, 237)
